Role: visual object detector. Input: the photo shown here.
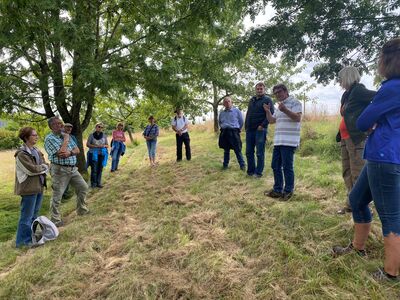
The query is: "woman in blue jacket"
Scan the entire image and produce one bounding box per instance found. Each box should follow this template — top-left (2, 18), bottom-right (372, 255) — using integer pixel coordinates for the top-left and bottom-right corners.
top-left (333, 38), bottom-right (400, 281)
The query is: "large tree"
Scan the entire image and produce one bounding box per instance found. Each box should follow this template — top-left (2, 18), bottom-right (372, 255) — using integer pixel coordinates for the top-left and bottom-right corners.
top-left (245, 0), bottom-right (400, 83)
top-left (0, 0), bottom-right (249, 170)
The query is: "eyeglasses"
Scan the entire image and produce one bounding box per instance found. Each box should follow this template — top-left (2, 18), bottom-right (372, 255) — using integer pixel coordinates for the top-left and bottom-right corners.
top-left (31, 134), bottom-right (38, 137)
top-left (96, 126), bottom-right (104, 129)
top-left (273, 89), bottom-right (284, 95)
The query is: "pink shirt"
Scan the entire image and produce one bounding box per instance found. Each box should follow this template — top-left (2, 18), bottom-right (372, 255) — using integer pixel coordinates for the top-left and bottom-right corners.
top-left (112, 130), bottom-right (126, 142)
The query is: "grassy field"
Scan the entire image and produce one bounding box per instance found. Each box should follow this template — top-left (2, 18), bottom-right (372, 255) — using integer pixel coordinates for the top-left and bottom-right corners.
top-left (0, 119), bottom-right (399, 299)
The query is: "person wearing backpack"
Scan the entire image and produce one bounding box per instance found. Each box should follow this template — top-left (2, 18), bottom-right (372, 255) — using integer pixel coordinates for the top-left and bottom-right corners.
top-left (171, 108), bottom-right (191, 162)
top-left (14, 127), bottom-right (49, 248)
top-left (143, 116), bottom-right (159, 167)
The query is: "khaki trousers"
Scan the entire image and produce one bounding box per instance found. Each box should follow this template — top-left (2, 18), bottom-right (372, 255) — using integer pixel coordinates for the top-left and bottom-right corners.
top-left (50, 164), bottom-right (89, 222)
top-left (341, 139), bottom-right (366, 208)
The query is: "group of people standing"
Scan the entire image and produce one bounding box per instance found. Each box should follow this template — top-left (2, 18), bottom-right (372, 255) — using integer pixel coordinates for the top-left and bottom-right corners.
top-left (212, 38), bottom-right (400, 282)
top-left (12, 37), bottom-right (400, 282)
top-left (14, 119), bottom-right (127, 245)
top-left (218, 82), bottom-right (302, 201)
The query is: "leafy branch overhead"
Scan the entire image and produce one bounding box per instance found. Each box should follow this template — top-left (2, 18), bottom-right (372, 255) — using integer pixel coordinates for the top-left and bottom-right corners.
top-left (245, 0), bottom-right (400, 83)
top-left (0, 0), bottom-right (250, 169)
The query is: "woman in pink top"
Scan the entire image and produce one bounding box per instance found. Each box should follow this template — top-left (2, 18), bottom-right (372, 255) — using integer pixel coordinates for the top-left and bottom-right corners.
top-left (110, 122), bottom-right (126, 172)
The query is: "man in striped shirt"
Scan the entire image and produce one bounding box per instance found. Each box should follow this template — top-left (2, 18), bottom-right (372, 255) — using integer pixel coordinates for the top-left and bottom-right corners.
top-left (263, 84), bottom-right (302, 200)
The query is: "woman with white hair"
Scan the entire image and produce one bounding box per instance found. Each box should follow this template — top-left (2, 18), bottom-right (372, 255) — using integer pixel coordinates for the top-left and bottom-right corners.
top-left (336, 66), bottom-right (375, 214)
top-left (333, 38), bottom-right (400, 281)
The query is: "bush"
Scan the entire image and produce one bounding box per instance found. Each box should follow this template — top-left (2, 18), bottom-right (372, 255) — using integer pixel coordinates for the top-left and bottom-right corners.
top-left (0, 129), bottom-right (20, 150)
top-left (299, 123), bottom-right (340, 160)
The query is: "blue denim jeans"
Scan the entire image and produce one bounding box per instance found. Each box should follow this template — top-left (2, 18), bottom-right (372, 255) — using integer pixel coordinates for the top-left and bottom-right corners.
top-left (16, 193), bottom-right (43, 247)
top-left (111, 148), bottom-right (122, 171)
top-left (245, 129), bottom-right (267, 176)
top-left (271, 145), bottom-right (296, 193)
top-left (223, 148), bottom-right (245, 168)
top-left (89, 153), bottom-right (104, 187)
top-left (146, 140), bottom-right (157, 159)
top-left (350, 161), bottom-right (400, 236)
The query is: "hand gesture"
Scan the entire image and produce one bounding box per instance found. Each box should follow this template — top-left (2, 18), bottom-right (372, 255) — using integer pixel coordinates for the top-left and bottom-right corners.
top-left (263, 103), bottom-right (271, 112)
top-left (278, 102), bottom-right (288, 113)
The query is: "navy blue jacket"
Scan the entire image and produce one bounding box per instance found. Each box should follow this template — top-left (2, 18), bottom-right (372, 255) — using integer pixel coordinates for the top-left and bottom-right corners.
top-left (245, 95), bottom-right (274, 131)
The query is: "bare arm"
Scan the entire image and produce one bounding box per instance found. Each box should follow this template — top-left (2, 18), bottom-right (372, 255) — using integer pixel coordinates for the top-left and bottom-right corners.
top-left (57, 134), bottom-right (70, 158)
top-left (263, 103), bottom-right (276, 124)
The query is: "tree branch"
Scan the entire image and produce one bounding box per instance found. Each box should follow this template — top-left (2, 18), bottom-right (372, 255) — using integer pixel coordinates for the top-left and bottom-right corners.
top-left (12, 101), bottom-right (48, 116)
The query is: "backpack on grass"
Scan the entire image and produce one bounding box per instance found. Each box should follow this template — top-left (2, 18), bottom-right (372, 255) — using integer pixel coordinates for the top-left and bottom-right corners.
top-left (31, 216), bottom-right (59, 246)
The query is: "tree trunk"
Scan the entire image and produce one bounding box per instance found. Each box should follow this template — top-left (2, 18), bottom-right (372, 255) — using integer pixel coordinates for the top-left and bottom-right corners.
top-left (212, 82), bottom-right (219, 133)
top-left (126, 126), bottom-right (134, 144)
top-left (213, 105), bottom-right (219, 133)
top-left (74, 125), bottom-right (88, 174)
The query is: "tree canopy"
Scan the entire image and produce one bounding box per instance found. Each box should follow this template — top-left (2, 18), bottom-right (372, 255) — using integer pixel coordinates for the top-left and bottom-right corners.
top-left (0, 0), bottom-right (251, 169)
top-left (245, 0), bottom-right (400, 83)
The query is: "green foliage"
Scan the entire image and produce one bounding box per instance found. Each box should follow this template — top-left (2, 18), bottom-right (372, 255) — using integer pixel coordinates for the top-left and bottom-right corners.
top-left (0, 0), bottom-right (253, 169)
top-left (0, 129), bottom-right (20, 150)
top-left (245, 1), bottom-right (400, 83)
top-left (299, 120), bottom-right (341, 160)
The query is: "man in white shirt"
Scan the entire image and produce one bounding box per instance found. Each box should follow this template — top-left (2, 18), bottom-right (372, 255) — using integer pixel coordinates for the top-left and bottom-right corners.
top-left (171, 109), bottom-right (191, 161)
top-left (263, 84), bottom-right (302, 201)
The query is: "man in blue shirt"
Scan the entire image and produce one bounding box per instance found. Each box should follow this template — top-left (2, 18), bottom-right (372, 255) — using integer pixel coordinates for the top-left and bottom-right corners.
top-left (44, 117), bottom-right (90, 227)
top-left (245, 82), bottom-right (274, 178)
top-left (218, 97), bottom-right (245, 170)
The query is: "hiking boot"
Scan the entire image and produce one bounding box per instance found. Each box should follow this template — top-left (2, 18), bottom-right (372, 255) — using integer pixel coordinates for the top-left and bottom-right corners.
top-left (281, 192), bottom-right (293, 201)
top-left (264, 190), bottom-right (283, 198)
top-left (371, 268), bottom-right (399, 282)
top-left (253, 174), bottom-right (262, 178)
top-left (77, 210), bottom-right (90, 216)
top-left (332, 242), bottom-right (366, 257)
top-left (222, 165), bottom-right (228, 170)
top-left (337, 207), bottom-right (352, 215)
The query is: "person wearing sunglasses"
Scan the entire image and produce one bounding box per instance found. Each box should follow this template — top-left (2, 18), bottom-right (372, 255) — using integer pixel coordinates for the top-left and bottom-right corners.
top-left (87, 123), bottom-right (109, 188)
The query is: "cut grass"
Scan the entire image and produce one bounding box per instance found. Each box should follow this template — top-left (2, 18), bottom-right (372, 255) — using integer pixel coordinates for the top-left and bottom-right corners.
top-left (0, 121), bottom-right (399, 299)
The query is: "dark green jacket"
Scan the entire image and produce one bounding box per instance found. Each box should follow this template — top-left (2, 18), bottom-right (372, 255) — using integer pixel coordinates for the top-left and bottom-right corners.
top-left (338, 83), bottom-right (376, 144)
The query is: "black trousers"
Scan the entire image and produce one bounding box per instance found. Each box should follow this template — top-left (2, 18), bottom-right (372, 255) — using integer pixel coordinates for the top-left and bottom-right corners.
top-left (176, 132), bottom-right (191, 161)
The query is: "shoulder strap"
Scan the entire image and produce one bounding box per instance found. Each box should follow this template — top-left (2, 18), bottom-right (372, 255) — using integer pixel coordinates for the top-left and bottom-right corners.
top-left (145, 124), bottom-right (156, 136)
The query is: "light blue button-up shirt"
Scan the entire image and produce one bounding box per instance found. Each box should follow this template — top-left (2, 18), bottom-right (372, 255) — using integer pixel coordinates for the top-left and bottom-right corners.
top-left (219, 107), bottom-right (244, 129)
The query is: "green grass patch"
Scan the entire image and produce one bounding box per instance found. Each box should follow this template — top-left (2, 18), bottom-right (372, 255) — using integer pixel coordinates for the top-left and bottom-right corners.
top-left (0, 123), bottom-right (399, 299)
